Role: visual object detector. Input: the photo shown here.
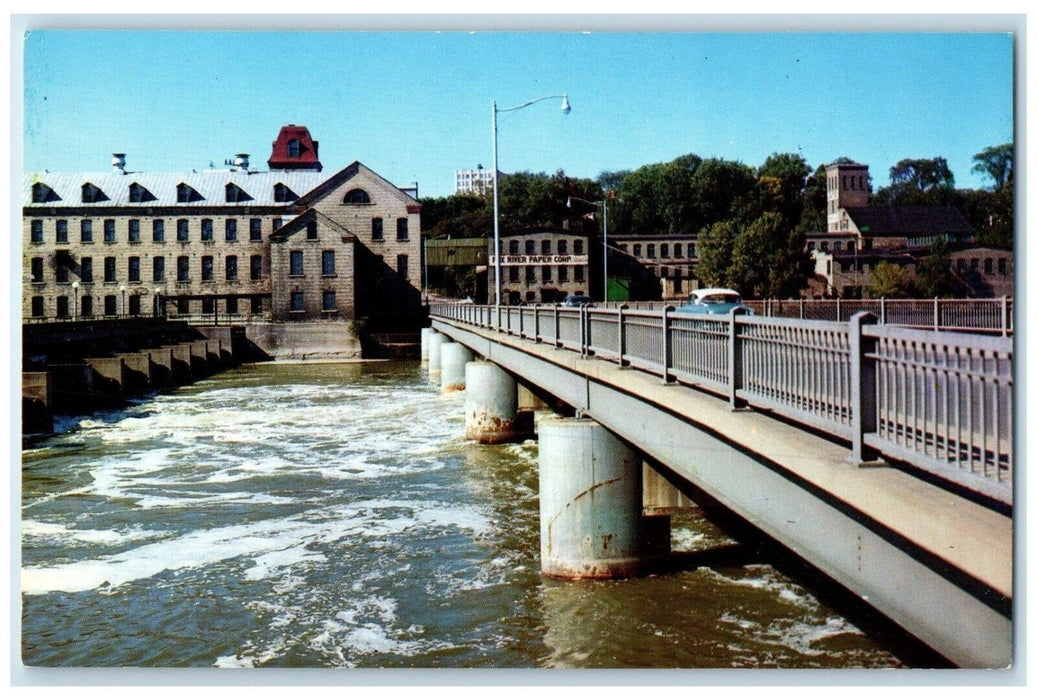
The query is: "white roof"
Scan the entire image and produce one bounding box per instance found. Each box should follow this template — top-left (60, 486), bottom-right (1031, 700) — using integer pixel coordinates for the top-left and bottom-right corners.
top-left (692, 287), bottom-right (742, 298)
top-left (24, 170), bottom-right (333, 208)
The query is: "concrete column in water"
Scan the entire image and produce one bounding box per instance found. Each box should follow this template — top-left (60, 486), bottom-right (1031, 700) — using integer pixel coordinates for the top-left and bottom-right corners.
top-left (420, 327), bottom-right (435, 364)
top-left (464, 361), bottom-right (532, 444)
top-left (538, 417), bottom-right (670, 579)
top-left (427, 331), bottom-right (446, 375)
top-left (440, 342), bottom-right (473, 393)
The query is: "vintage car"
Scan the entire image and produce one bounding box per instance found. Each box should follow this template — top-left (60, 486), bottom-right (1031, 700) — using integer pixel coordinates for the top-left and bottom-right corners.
top-left (562, 293), bottom-right (595, 308)
top-left (675, 288), bottom-right (754, 315)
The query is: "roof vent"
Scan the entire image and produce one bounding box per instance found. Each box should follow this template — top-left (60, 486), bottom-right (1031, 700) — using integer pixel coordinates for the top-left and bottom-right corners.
top-left (112, 153), bottom-right (126, 174)
top-left (234, 153), bottom-right (250, 171)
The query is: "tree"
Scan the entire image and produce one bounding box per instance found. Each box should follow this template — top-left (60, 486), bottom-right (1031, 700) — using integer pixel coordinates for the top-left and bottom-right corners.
top-left (757, 152), bottom-right (811, 227)
top-left (728, 212), bottom-right (812, 299)
top-left (875, 157), bottom-right (956, 205)
top-left (972, 143), bottom-right (1013, 190)
top-left (695, 220), bottom-right (739, 288)
top-left (867, 261), bottom-right (913, 298)
top-left (914, 236), bottom-right (959, 297)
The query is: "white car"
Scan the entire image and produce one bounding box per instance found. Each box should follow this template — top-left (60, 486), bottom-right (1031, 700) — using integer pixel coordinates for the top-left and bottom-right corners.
top-left (675, 288), bottom-right (754, 315)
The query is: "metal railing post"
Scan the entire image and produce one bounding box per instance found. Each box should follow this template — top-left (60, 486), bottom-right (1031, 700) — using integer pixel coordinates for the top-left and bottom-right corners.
top-left (799, 298), bottom-right (805, 319)
top-left (1001, 295), bottom-right (1008, 337)
top-left (849, 311), bottom-right (880, 464)
top-left (836, 297), bottom-right (841, 322)
top-left (580, 305), bottom-right (589, 358)
top-left (934, 297), bottom-right (940, 331)
top-left (534, 304), bottom-right (541, 342)
top-left (554, 304), bottom-right (561, 348)
top-left (661, 305), bottom-right (673, 383)
top-left (519, 305), bottom-right (524, 338)
top-left (728, 307), bottom-right (747, 409)
top-left (880, 297), bottom-right (886, 324)
top-left (618, 303), bottom-right (628, 366)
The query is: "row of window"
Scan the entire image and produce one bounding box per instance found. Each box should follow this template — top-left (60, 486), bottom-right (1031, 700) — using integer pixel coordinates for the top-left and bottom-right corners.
top-left (30, 253), bottom-right (279, 284)
top-left (504, 266), bottom-right (586, 283)
top-left (30, 217), bottom-right (275, 245)
top-left (618, 242), bottom-right (697, 259)
top-left (808, 240), bottom-right (857, 253)
top-left (32, 181), bottom-right (304, 205)
top-left (956, 257), bottom-right (1010, 276)
top-left (829, 174), bottom-right (866, 192)
top-left (29, 294), bottom-right (280, 318)
top-left (29, 215), bottom-right (408, 244)
top-left (506, 239), bottom-right (585, 256)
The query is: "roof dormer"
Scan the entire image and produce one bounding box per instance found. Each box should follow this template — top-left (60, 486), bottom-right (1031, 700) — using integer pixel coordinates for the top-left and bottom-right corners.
top-left (81, 182), bottom-right (108, 204)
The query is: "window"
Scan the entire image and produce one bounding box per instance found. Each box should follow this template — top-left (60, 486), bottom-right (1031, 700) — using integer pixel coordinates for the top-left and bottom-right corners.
top-left (661, 243), bottom-right (669, 258)
top-left (80, 257), bottom-right (93, 283)
top-left (957, 259), bottom-right (967, 273)
top-left (288, 139), bottom-right (300, 158)
top-left (226, 255), bottom-right (238, 281)
top-left (371, 218), bottom-right (384, 241)
top-left (30, 257), bottom-right (43, 283)
top-left (558, 266), bottom-right (568, 282)
top-left (153, 220), bottom-right (165, 242)
top-left (984, 258), bottom-right (993, 274)
top-left (633, 244), bottom-right (642, 257)
top-left (202, 298), bottom-right (215, 314)
top-left (153, 256), bottom-right (165, 282)
top-left (306, 221), bottom-right (317, 240)
top-left (56, 220), bottom-right (68, 243)
top-left (104, 219), bottom-right (116, 243)
top-left (971, 258), bottom-right (979, 271)
top-left (32, 183), bottom-right (56, 204)
top-left (129, 183), bottom-right (154, 203)
top-left (104, 295), bottom-right (117, 316)
top-left (82, 183), bottom-right (106, 203)
top-left (509, 240), bottom-right (519, 255)
top-left (344, 189), bottom-right (370, 204)
top-left (507, 267), bottom-right (519, 282)
top-left (177, 219), bottom-right (189, 242)
top-left (525, 240), bottom-right (535, 255)
top-left (201, 219), bottom-right (213, 241)
top-left (250, 219), bottom-right (262, 241)
top-left (225, 219), bottom-right (237, 242)
top-left (128, 295), bottom-right (141, 316)
top-left (558, 240), bottom-right (568, 255)
top-left (322, 250), bottom-right (336, 276)
top-left (31, 296), bottom-right (44, 317)
top-left (847, 241), bottom-right (855, 253)
top-left (541, 240), bottom-right (551, 255)
top-left (128, 219), bottom-right (141, 243)
top-left (225, 184), bottom-right (251, 203)
top-left (56, 296), bottom-right (69, 318)
top-left (227, 297), bottom-right (239, 315)
top-left (273, 183), bottom-right (296, 203)
top-left (525, 266), bottom-right (535, 283)
top-left (56, 262), bottom-right (69, 284)
top-left (542, 265), bottom-right (552, 281)
top-left (251, 297), bottom-right (263, 314)
top-left (396, 218), bottom-right (408, 241)
top-left (177, 298), bottom-right (189, 314)
top-left (81, 296), bottom-right (93, 317)
top-left (250, 255), bottom-right (263, 280)
top-left (397, 254), bottom-right (409, 280)
top-left (31, 220), bottom-right (43, 243)
top-left (290, 250), bottom-right (304, 276)
top-left (834, 241), bottom-right (842, 252)
top-left (674, 243), bottom-right (682, 258)
top-left (998, 258), bottom-right (1007, 275)
top-left (290, 291), bottom-right (304, 312)
top-left (820, 241), bottom-right (829, 252)
top-left (177, 256), bottom-right (189, 281)
top-left (128, 256), bottom-right (140, 282)
top-left (202, 256), bottom-right (213, 281)
top-left (322, 291), bottom-right (336, 311)
top-left (647, 244), bottom-right (655, 258)
top-left (574, 240), bottom-right (584, 255)
top-left (272, 217), bottom-right (283, 231)
top-left (177, 183), bottom-right (200, 203)
top-left (574, 266), bottom-right (584, 282)
top-left (104, 257), bottom-right (116, 283)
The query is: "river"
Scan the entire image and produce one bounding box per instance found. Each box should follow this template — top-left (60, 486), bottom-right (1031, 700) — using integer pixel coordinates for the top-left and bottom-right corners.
top-left (20, 361), bottom-right (906, 669)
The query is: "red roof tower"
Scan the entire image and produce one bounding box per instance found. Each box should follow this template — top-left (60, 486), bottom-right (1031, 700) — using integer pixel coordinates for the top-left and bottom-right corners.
top-left (268, 125), bottom-right (322, 172)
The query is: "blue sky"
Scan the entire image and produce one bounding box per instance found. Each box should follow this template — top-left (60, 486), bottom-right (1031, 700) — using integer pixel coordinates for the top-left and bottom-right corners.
top-left (21, 29), bottom-right (1014, 198)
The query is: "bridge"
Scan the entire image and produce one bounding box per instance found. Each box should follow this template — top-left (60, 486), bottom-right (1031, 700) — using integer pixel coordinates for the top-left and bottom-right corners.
top-left (426, 302), bottom-right (1013, 669)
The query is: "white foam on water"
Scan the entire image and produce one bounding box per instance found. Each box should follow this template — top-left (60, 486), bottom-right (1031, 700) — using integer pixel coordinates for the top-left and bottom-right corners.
top-left (21, 519), bottom-right (169, 546)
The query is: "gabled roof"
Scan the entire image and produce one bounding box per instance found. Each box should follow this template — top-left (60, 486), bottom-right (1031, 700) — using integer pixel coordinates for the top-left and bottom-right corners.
top-left (270, 209), bottom-right (356, 243)
top-left (844, 206), bottom-right (973, 237)
top-left (292, 161), bottom-right (420, 209)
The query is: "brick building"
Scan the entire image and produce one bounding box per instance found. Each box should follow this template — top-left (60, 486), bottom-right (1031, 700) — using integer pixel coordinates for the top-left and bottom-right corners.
top-left (23, 125), bottom-right (423, 327)
top-left (487, 228), bottom-right (593, 304)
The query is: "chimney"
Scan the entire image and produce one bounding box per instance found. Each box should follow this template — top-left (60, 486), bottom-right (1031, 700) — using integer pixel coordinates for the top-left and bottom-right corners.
top-left (112, 153), bottom-right (126, 174)
top-left (234, 153), bottom-right (250, 171)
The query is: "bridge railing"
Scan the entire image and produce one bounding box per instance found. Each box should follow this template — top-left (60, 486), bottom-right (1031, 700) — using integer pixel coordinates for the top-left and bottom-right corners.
top-left (430, 303), bottom-right (1013, 505)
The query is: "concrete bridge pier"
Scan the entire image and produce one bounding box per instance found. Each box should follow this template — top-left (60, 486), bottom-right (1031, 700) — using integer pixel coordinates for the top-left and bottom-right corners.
top-left (427, 332), bottom-right (446, 376)
top-left (440, 342), bottom-right (473, 393)
top-left (420, 328), bottom-right (436, 364)
top-left (464, 361), bottom-right (533, 444)
top-left (538, 417), bottom-right (671, 579)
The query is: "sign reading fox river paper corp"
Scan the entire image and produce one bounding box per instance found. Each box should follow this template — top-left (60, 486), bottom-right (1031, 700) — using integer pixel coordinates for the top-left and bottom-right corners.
top-left (489, 255), bottom-right (589, 265)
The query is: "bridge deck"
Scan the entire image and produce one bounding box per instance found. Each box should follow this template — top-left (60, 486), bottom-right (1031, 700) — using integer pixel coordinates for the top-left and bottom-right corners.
top-left (435, 318), bottom-right (1012, 599)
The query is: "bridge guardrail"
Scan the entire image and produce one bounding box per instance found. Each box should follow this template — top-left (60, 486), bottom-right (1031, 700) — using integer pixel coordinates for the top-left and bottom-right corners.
top-left (431, 303), bottom-right (1013, 506)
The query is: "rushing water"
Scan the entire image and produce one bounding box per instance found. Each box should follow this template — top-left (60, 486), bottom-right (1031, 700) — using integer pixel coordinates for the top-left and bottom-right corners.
top-left (21, 361), bottom-right (906, 669)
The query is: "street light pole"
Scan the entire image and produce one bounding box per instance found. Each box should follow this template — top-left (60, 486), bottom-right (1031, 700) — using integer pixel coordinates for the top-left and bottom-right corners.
top-left (493, 93), bottom-right (570, 317)
top-left (72, 280), bottom-right (79, 321)
top-left (119, 284), bottom-right (127, 317)
top-left (567, 194), bottom-right (610, 302)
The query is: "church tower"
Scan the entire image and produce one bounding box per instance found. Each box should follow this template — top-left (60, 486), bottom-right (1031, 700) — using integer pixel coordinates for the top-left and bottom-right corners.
top-left (826, 162), bottom-right (869, 232)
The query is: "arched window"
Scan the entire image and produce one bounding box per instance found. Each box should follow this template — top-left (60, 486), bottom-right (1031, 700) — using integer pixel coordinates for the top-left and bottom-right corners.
top-left (343, 189), bottom-right (371, 204)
